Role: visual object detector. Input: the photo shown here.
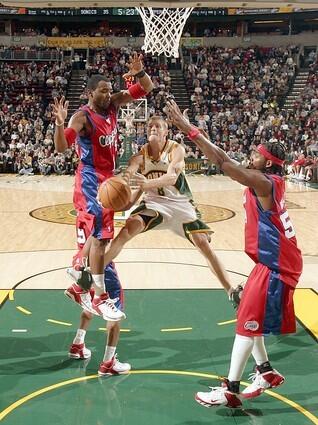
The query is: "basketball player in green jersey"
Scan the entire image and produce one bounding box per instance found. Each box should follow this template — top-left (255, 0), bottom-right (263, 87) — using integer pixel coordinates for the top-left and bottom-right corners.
top-left (104, 115), bottom-right (238, 301)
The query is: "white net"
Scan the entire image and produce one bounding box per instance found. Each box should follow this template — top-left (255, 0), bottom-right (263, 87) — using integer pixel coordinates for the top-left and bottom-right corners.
top-left (136, 7), bottom-right (194, 58)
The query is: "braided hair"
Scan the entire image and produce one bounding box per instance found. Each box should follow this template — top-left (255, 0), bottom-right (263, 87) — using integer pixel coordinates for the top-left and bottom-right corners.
top-left (262, 141), bottom-right (286, 176)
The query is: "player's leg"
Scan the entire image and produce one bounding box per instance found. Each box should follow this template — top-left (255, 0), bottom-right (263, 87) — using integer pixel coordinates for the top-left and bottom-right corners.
top-left (241, 269), bottom-right (293, 398)
top-left (194, 264), bottom-right (261, 408)
top-left (98, 263), bottom-right (130, 376)
top-left (90, 236), bottom-right (108, 295)
top-left (78, 184), bottom-right (125, 321)
top-left (103, 215), bottom-right (146, 266)
top-left (73, 170), bottom-right (113, 296)
top-left (68, 198), bottom-right (125, 320)
top-left (190, 232), bottom-right (232, 295)
top-left (65, 211), bottom-right (96, 312)
top-left (69, 310), bottom-right (93, 359)
top-left (195, 264), bottom-right (284, 408)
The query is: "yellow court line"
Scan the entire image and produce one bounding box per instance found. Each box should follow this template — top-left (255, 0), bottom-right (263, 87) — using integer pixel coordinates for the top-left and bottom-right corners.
top-left (265, 388), bottom-right (318, 425)
top-left (0, 370), bottom-right (317, 424)
top-left (9, 290), bottom-right (14, 301)
top-left (161, 327), bottom-right (192, 332)
top-left (0, 290), bottom-right (10, 306)
top-left (0, 375), bottom-right (97, 421)
top-left (294, 288), bottom-right (318, 339)
top-left (16, 306), bottom-right (32, 315)
top-left (98, 328), bottom-right (131, 332)
top-left (217, 319), bottom-right (237, 326)
top-left (47, 319), bottom-right (72, 327)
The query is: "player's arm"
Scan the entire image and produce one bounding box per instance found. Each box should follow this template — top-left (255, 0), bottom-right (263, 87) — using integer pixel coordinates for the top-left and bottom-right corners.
top-left (135, 144), bottom-right (185, 190)
top-left (111, 52), bottom-right (154, 108)
top-left (121, 151), bottom-right (144, 183)
top-left (53, 97), bottom-right (86, 153)
top-left (119, 152), bottom-right (144, 210)
top-left (166, 100), bottom-right (272, 196)
top-left (122, 188), bottom-right (143, 210)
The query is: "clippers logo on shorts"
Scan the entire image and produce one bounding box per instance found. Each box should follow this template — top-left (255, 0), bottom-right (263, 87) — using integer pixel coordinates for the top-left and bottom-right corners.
top-left (244, 321), bottom-right (259, 331)
top-left (99, 127), bottom-right (118, 149)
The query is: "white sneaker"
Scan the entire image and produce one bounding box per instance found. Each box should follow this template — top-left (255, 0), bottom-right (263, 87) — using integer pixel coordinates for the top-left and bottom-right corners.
top-left (64, 283), bottom-right (97, 315)
top-left (66, 266), bottom-right (92, 291)
top-left (68, 343), bottom-right (92, 359)
top-left (92, 293), bottom-right (126, 321)
top-left (241, 367), bottom-right (285, 399)
top-left (98, 354), bottom-right (131, 376)
top-left (195, 386), bottom-right (242, 408)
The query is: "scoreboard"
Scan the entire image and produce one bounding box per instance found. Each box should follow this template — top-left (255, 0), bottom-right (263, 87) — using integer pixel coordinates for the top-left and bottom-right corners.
top-left (0, 7), bottom-right (228, 17)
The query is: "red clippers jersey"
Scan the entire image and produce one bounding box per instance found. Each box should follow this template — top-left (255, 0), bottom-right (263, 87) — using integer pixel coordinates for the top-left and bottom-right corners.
top-left (73, 104), bottom-right (118, 174)
top-left (244, 174), bottom-right (302, 287)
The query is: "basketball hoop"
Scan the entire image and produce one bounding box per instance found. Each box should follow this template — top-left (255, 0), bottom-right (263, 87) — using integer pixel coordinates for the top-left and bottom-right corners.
top-left (136, 7), bottom-right (194, 58)
top-left (125, 114), bottom-right (135, 130)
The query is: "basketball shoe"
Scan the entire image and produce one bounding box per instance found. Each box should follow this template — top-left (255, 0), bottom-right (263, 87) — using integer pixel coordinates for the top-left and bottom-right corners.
top-left (68, 343), bottom-right (92, 360)
top-left (65, 284), bottom-right (125, 321)
top-left (66, 254), bottom-right (92, 291)
top-left (241, 367), bottom-right (285, 399)
top-left (64, 283), bottom-right (97, 315)
top-left (195, 383), bottom-right (242, 409)
top-left (98, 355), bottom-right (131, 376)
top-left (91, 293), bottom-right (126, 321)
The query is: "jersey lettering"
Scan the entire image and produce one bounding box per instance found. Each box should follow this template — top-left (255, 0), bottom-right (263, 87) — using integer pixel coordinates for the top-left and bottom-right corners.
top-left (99, 128), bottom-right (118, 148)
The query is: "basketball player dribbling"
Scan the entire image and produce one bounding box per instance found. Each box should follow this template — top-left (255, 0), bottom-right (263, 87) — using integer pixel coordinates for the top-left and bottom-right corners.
top-left (102, 115), bottom-right (238, 301)
top-left (166, 100), bottom-right (303, 408)
top-left (53, 52), bottom-right (154, 376)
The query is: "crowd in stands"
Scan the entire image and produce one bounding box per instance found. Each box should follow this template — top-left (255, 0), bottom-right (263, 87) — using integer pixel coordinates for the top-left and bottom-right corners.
top-left (181, 45), bottom-right (317, 181)
top-left (0, 59), bottom-right (73, 174)
top-left (0, 45), bottom-right (317, 182)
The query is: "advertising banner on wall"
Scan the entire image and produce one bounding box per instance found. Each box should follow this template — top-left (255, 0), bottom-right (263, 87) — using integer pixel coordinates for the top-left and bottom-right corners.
top-left (46, 37), bottom-right (107, 48)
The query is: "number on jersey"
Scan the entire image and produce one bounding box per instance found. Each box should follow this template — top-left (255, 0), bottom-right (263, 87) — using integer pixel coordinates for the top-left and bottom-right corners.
top-left (77, 228), bottom-right (86, 245)
top-left (280, 211), bottom-right (296, 239)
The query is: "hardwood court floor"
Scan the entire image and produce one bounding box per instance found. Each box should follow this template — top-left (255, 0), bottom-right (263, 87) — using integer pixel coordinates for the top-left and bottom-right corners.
top-left (0, 174), bottom-right (317, 291)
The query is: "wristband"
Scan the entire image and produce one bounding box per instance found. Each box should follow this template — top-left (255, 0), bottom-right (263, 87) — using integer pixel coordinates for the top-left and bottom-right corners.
top-left (55, 121), bottom-right (65, 127)
top-left (187, 127), bottom-right (200, 141)
top-left (128, 82), bottom-right (148, 99)
top-left (134, 70), bottom-right (146, 78)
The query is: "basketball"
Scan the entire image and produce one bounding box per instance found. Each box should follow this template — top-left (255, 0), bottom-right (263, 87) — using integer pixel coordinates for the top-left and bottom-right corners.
top-left (98, 177), bottom-right (132, 212)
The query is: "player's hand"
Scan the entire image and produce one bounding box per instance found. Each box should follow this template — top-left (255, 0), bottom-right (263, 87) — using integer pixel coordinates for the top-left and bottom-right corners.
top-left (166, 100), bottom-right (192, 134)
top-left (134, 172), bottom-right (148, 190)
top-left (123, 52), bottom-right (144, 79)
top-left (52, 96), bottom-right (69, 125)
top-left (182, 108), bottom-right (190, 123)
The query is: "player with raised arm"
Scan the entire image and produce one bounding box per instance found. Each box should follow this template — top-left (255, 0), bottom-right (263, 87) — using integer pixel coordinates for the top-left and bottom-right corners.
top-left (166, 100), bottom-right (302, 408)
top-left (53, 52), bottom-right (154, 376)
top-left (102, 115), bottom-right (236, 302)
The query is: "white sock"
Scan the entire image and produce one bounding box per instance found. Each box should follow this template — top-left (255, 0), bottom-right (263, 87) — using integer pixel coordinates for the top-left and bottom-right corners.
top-left (228, 334), bottom-right (254, 382)
top-left (73, 329), bottom-right (86, 345)
top-left (103, 345), bottom-right (116, 362)
top-left (252, 336), bottom-right (268, 365)
top-left (92, 274), bottom-right (105, 296)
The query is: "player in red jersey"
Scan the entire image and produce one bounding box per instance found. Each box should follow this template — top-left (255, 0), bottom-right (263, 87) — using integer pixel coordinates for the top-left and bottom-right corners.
top-left (166, 100), bottom-right (302, 408)
top-left (53, 53), bottom-right (153, 375)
